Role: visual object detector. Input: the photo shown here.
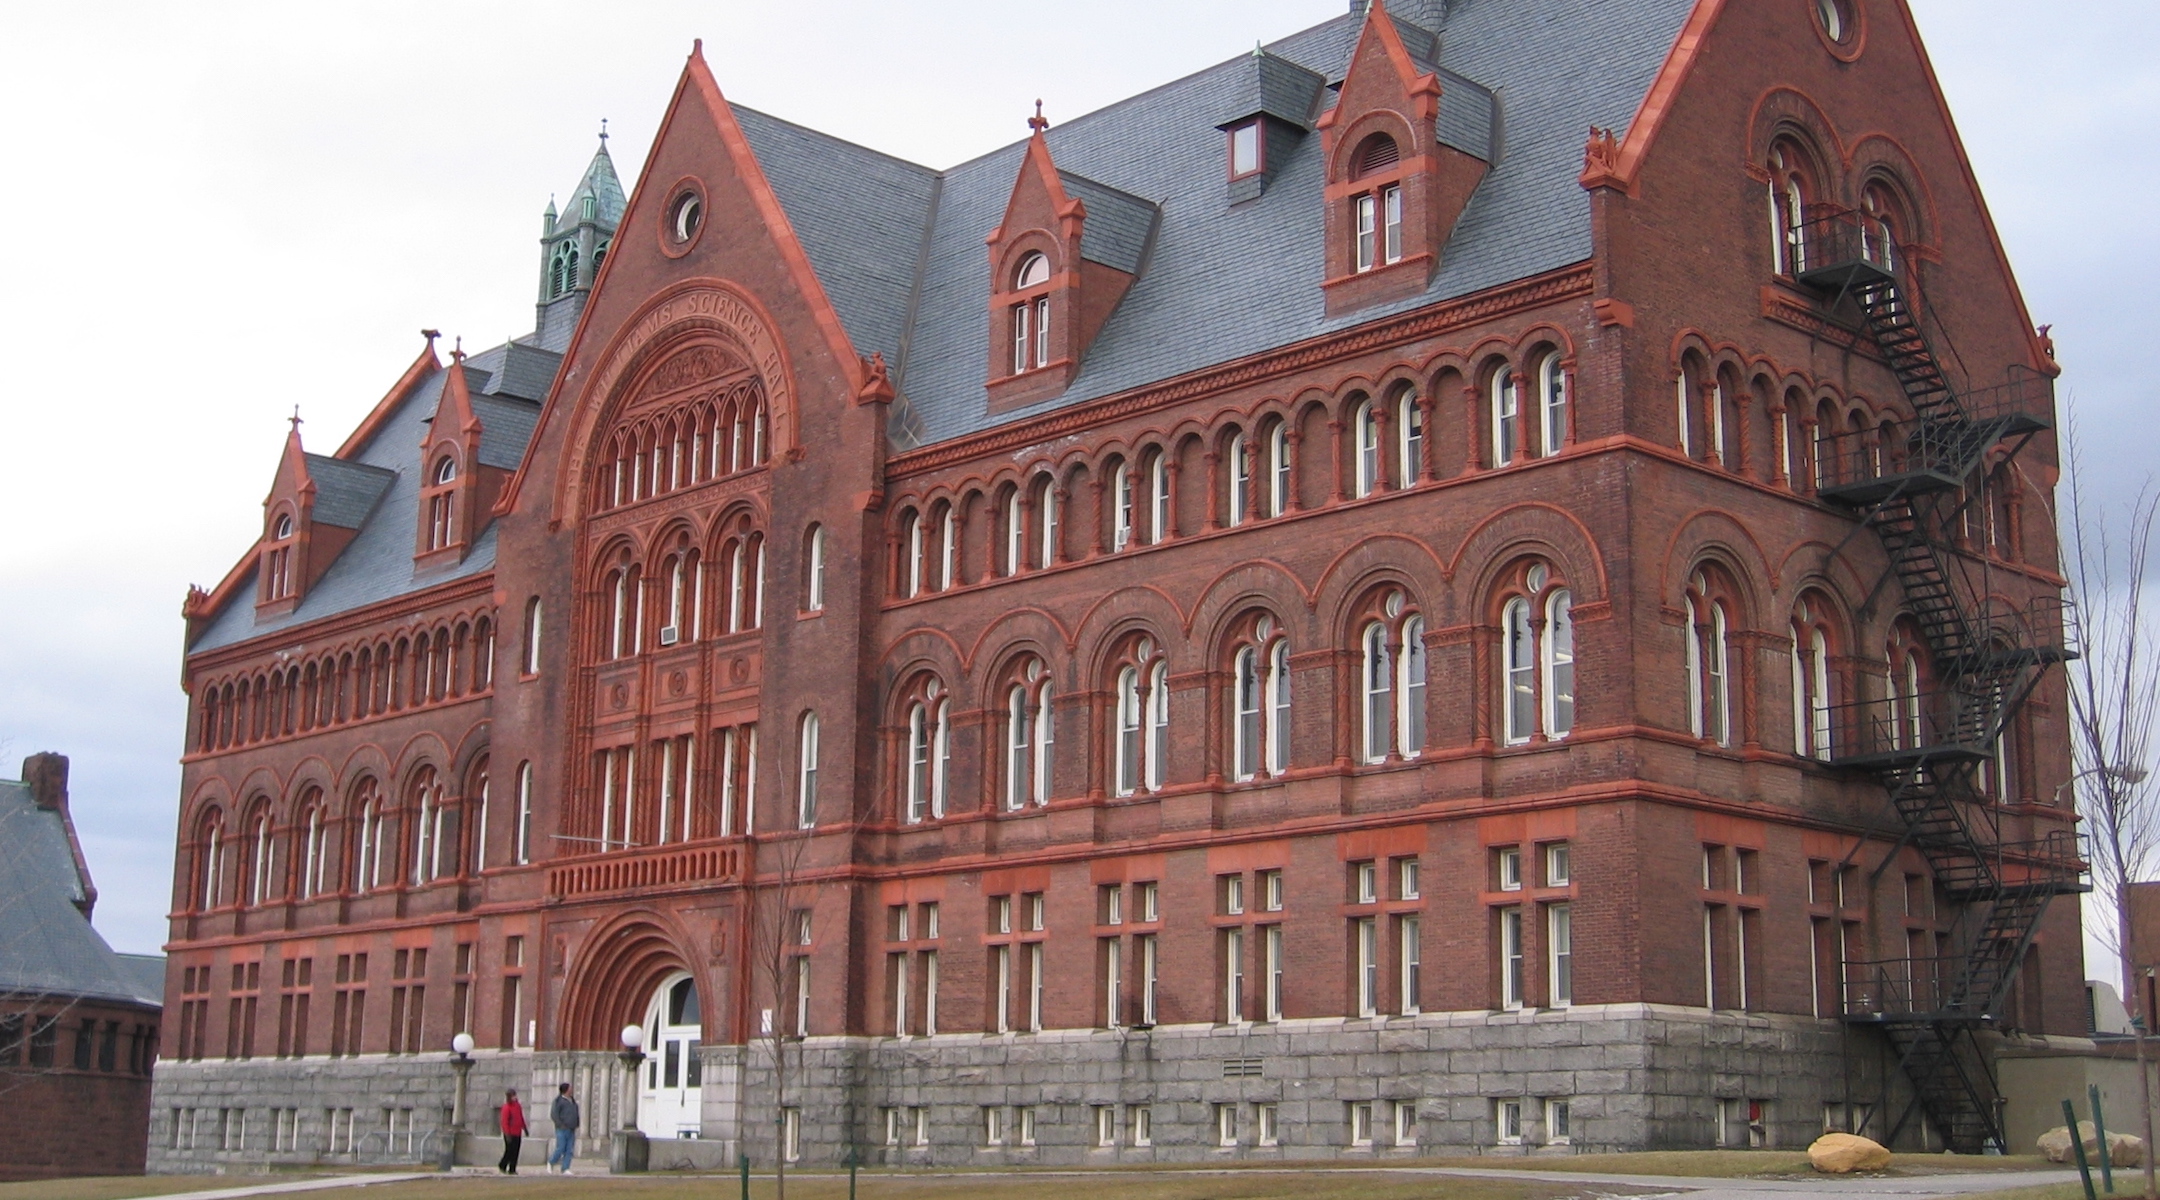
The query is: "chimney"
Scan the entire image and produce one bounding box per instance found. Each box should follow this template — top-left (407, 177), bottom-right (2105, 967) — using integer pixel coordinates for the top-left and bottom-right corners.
top-left (24, 751), bottom-right (68, 812)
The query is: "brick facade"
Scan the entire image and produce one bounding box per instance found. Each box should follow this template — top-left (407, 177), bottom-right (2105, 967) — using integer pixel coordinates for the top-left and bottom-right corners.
top-left (155, 0), bottom-right (2082, 1170)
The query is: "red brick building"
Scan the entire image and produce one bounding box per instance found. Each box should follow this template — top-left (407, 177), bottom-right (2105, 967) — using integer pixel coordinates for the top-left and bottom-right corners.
top-left (3, 754), bottom-right (165, 1181)
top-left (156, 0), bottom-right (2084, 1168)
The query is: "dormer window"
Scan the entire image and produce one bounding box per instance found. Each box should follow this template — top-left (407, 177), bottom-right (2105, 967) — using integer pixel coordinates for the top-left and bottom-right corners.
top-left (265, 514), bottom-right (295, 600)
top-left (424, 455), bottom-right (458, 552)
top-left (1351, 134), bottom-right (1404, 273)
top-left (1010, 253), bottom-right (1053, 374)
top-left (1229, 121), bottom-right (1262, 179)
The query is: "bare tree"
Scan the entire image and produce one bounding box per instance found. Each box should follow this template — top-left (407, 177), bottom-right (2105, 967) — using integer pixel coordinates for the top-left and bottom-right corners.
top-left (2059, 430), bottom-right (2160, 1194)
top-left (748, 831), bottom-right (814, 1200)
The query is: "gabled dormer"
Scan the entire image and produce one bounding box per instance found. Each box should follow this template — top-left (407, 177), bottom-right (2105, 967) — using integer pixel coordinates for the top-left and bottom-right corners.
top-left (1215, 48), bottom-right (1325, 205)
top-left (984, 108), bottom-right (1160, 414)
top-left (1317, 0), bottom-right (1493, 316)
top-left (256, 418), bottom-right (393, 618)
top-left (414, 346), bottom-right (540, 570)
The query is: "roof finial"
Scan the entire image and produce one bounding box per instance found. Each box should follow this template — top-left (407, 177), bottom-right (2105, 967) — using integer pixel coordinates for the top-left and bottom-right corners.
top-left (452, 335), bottom-right (465, 364)
top-left (1253, 39), bottom-right (1265, 58)
top-left (422, 328), bottom-right (441, 344)
top-left (1028, 100), bottom-right (1050, 133)
top-left (599, 118), bottom-right (609, 143)
top-left (289, 405), bottom-right (303, 433)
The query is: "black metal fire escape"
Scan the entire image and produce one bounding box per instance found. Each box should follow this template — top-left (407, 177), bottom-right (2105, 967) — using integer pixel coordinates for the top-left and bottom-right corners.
top-left (1793, 211), bottom-right (2084, 1153)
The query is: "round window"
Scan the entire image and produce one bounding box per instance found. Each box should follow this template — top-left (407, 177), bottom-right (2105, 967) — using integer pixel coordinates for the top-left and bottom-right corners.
top-left (1814, 0), bottom-right (1853, 43)
top-left (671, 192), bottom-right (703, 243)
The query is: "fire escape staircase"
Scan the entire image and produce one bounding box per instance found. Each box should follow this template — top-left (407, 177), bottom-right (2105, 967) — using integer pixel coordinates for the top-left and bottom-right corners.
top-left (1793, 212), bottom-right (2084, 1154)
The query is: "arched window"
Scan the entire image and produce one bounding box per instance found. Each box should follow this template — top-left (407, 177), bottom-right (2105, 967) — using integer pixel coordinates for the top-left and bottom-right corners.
top-left (1002, 659), bottom-right (1055, 809)
top-left (197, 809), bottom-right (226, 911)
top-left (1361, 622), bottom-right (1392, 764)
top-left (1397, 616), bottom-right (1427, 757)
top-left (804, 525), bottom-right (826, 612)
top-left (1490, 366), bottom-right (1520, 467)
top-left (1231, 614), bottom-right (1292, 781)
top-left (796, 712), bottom-right (820, 829)
top-left (265, 513), bottom-right (295, 599)
top-left (1503, 599), bottom-right (1536, 745)
top-left (1116, 666), bottom-right (1144, 797)
top-left (1035, 476), bottom-right (1059, 568)
top-left (1353, 400), bottom-right (1381, 497)
top-left (1537, 353), bottom-right (1568, 458)
top-left (1234, 646), bottom-right (1263, 781)
top-left (1148, 452), bottom-right (1171, 544)
top-left (1685, 572), bottom-right (1733, 747)
top-left (1676, 365), bottom-right (1698, 459)
top-left (1768, 143), bottom-right (1813, 276)
top-left (1267, 422), bottom-right (1291, 518)
top-left (1003, 489), bottom-right (1024, 576)
top-left (903, 510), bottom-right (924, 597)
top-left (1227, 433), bottom-right (1250, 526)
top-left (1146, 661), bottom-right (1170, 792)
top-left (1887, 624), bottom-right (1928, 752)
top-left (1396, 391), bottom-right (1423, 486)
top-left (1351, 135), bottom-right (1403, 272)
top-left (247, 807), bottom-right (273, 907)
top-left (1268, 639), bottom-right (1292, 774)
top-left (661, 544), bottom-right (695, 645)
top-left (1010, 253), bottom-right (1052, 374)
top-left (515, 761), bottom-right (534, 865)
top-left (1789, 598), bottom-right (1836, 759)
top-left (351, 779), bottom-right (385, 893)
top-left (470, 767), bottom-right (491, 873)
top-left (1709, 378), bottom-right (1731, 470)
top-left (1500, 564), bottom-right (1575, 745)
top-left (1860, 183), bottom-right (1902, 272)
top-left (939, 505), bottom-right (958, 589)
top-left (1112, 463), bottom-right (1135, 551)
top-left (904, 680), bottom-right (949, 824)
top-left (297, 788), bottom-right (329, 900)
top-left (425, 456), bottom-right (458, 551)
top-left (549, 242), bottom-right (578, 299)
top-left (410, 768), bottom-right (448, 886)
top-left (1543, 590), bottom-right (1576, 739)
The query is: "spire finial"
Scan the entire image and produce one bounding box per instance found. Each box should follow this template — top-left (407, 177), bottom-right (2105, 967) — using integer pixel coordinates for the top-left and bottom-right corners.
top-left (289, 405), bottom-right (303, 433)
top-left (1027, 100), bottom-right (1049, 133)
top-left (452, 335), bottom-right (465, 364)
top-left (599, 118), bottom-right (609, 144)
top-left (1253, 39), bottom-right (1265, 58)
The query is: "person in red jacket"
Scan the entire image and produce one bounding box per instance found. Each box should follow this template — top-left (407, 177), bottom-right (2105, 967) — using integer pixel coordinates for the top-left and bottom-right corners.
top-left (498, 1089), bottom-right (527, 1174)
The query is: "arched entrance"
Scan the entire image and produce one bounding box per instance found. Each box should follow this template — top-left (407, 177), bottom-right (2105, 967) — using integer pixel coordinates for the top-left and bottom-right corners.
top-left (638, 972), bottom-right (703, 1138)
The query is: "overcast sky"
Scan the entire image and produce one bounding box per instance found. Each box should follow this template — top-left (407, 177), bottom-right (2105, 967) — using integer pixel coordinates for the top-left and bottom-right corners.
top-left (0, 1), bottom-right (2152, 958)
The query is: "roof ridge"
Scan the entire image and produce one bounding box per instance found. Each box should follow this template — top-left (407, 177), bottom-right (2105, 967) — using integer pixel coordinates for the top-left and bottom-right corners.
top-left (731, 103), bottom-right (943, 177)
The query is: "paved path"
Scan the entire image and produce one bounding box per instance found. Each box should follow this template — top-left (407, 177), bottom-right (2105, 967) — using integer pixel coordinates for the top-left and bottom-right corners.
top-left (114, 1175), bottom-right (431, 1200)
top-left (113, 1163), bottom-right (2079, 1200)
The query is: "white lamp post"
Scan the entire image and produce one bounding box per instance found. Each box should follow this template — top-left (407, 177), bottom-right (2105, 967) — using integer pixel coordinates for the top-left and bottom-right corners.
top-left (614, 1023), bottom-right (649, 1174)
top-left (441, 1031), bottom-right (476, 1170)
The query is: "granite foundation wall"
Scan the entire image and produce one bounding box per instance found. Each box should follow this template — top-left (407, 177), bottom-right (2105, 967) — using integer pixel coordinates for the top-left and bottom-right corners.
top-left (149, 1006), bottom-right (1922, 1172)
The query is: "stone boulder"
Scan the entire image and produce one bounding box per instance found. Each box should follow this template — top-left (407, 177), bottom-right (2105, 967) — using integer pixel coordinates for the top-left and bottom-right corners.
top-left (2039, 1123), bottom-right (2146, 1168)
top-left (1809, 1132), bottom-right (1892, 1173)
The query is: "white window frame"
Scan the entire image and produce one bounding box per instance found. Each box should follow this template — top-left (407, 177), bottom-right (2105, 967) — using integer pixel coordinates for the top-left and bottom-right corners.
top-left (1354, 193), bottom-right (1378, 272)
top-left (1543, 590), bottom-right (1575, 739)
top-left (1267, 640), bottom-right (1292, 775)
top-left (1113, 463), bottom-right (1135, 551)
top-left (1268, 423), bottom-right (1291, 518)
top-left (1492, 368), bottom-right (1520, 466)
top-left (1538, 353), bottom-right (1567, 457)
top-left (1548, 903), bottom-right (1573, 1008)
top-left (1500, 906), bottom-right (1525, 1011)
top-left (1227, 433), bottom-right (1250, 527)
top-left (1356, 916), bottom-right (1379, 1018)
top-left (1400, 915), bottom-right (1421, 1015)
top-left (796, 712), bottom-right (820, 829)
top-left (1361, 622), bottom-right (1391, 764)
top-left (1354, 400), bottom-right (1380, 498)
top-left (1397, 616), bottom-right (1426, 758)
top-left (1497, 1099), bottom-right (1523, 1145)
top-left (1397, 390), bottom-right (1423, 485)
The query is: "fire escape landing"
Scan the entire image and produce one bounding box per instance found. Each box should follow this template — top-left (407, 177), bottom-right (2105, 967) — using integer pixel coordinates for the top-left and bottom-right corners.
top-left (1793, 211), bottom-right (2084, 1154)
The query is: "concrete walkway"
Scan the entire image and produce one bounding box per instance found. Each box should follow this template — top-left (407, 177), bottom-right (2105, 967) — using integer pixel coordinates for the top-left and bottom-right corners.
top-left (114, 1175), bottom-right (431, 1200)
top-left (113, 1163), bottom-right (2080, 1200)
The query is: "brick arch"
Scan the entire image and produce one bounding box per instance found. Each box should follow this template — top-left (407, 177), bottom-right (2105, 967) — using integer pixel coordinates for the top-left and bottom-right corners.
top-left (1072, 587), bottom-right (1185, 683)
top-left (1847, 133), bottom-right (1940, 247)
top-left (1746, 87), bottom-right (1845, 188)
top-left (1190, 560), bottom-right (1315, 651)
top-left (878, 628), bottom-right (966, 694)
top-left (1312, 534), bottom-right (1450, 635)
top-left (558, 910), bottom-right (705, 1051)
top-left (1659, 510), bottom-right (1778, 628)
top-left (1448, 503), bottom-right (1610, 611)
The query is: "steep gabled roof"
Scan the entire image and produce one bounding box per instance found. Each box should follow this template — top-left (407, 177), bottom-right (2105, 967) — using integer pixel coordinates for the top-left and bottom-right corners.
top-left (727, 0), bottom-right (1695, 446)
top-left (0, 779), bottom-right (160, 1008)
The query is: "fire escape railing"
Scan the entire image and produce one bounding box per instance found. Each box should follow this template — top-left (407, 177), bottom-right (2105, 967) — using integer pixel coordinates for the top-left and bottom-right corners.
top-left (1792, 209), bottom-right (2084, 1154)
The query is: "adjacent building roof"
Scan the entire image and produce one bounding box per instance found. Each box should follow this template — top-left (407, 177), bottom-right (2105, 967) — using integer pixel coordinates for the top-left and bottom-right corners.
top-left (0, 777), bottom-right (162, 1009)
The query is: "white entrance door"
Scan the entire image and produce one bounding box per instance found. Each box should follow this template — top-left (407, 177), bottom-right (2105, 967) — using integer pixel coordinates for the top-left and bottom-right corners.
top-left (639, 974), bottom-right (702, 1138)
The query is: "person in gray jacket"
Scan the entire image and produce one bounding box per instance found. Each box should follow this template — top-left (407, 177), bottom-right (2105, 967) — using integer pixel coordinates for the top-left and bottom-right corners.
top-left (547, 1082), bottom-right (580, 1174)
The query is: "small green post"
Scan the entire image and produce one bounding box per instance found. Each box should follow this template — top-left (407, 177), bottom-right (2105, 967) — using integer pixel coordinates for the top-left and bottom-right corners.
top-left (2069, 1099), bottom-right (2100, 1200)
top-left (849, 1142), bottom-right (858, 1200)
top-left (740, 1150), bottom-right (751, 1200)
top-left (2092, 1084), bottom-right (2116, 1193)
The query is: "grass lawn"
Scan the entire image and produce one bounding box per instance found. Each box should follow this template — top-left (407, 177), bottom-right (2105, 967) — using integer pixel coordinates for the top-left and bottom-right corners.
top-left (0, 1176), bottom-right (343, 1200)
top-left (3, 1152), bottom-right (2071, 1200)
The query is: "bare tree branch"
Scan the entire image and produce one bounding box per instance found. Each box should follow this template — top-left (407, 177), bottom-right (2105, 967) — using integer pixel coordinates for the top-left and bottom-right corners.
top-left (749, 831), bottom-right (813, 1200)
top-left (2058, 417), bottom-right (2160, 998)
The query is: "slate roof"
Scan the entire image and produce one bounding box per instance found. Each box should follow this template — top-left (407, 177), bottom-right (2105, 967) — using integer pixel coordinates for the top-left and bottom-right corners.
top-left (1214, 50), bottom-right (1327, 131)
top-left (303, 455), bottom-right (395, 529)
top-left (0, 779), bottom-right (161, 1008)
top-left (564, 141), bottom-right (628, 226)
top-left (731, 0), bottom-right (1694, 446)
top-left (191, 361), bottom-right (502, 654)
